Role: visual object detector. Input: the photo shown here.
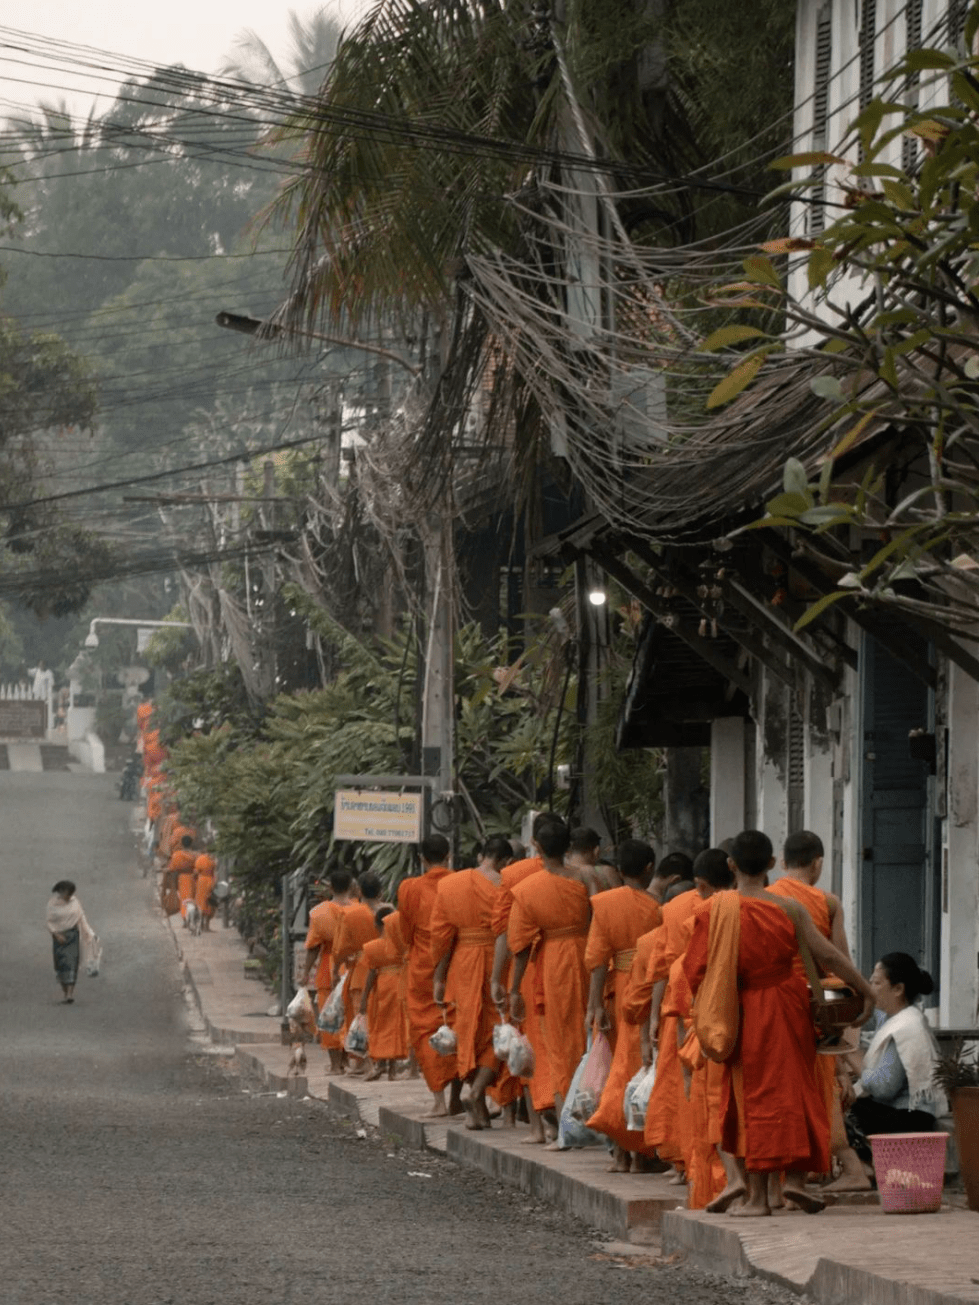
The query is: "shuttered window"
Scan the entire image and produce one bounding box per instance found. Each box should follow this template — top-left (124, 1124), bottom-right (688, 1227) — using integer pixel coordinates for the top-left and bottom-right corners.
top-left (903, 0), bottom-right (923, 175)
top-left (948, 0), bottom-right (968, 43)
top-left (788, 706), bottom-right (805, 835)
top-left (860, 0), bottom-right (877, 110)
top-left (809, 4), bottom-right (833, 236)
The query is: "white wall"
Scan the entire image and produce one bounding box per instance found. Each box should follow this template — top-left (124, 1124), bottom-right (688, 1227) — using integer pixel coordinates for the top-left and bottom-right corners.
top-left (942, 660), bottom-right (979, 1026)
top-left (710, 717), bottom-right (746, 843)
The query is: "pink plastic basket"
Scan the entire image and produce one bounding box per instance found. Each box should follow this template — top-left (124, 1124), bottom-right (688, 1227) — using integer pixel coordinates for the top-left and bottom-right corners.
top-left (869, 1133), bottom-right (947, 1213)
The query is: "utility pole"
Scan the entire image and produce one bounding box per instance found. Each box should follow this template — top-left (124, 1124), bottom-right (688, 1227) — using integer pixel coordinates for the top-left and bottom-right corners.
top-left (261, 460), bottom-right (277, 696)
top-left (420, 516), bottom-right (455, 844)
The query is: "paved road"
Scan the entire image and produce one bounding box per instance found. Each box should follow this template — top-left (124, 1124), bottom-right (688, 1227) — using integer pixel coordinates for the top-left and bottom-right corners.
top-left (1, 772), bottom-right (798, 1305)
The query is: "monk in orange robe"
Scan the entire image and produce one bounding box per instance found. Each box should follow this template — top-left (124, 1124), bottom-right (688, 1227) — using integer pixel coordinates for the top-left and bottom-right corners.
top-left (397, 834), bottom-right (461, 1115)
top-left (640, 850), bottom-right (733, 1207)
top-left (361, 906), bottom-right (408, 1077)
top-left (644, 884), bottom-right (704, 1170)
top-left (332, 872), bottom-right (385, 1072)
top-left (167, 833), bottom-right (198, 922)
top-left (193, 853), bottom-right (217, 930)
top-left (683, 830), bottom-right (873, 1217)
top-left (584, 838), bottom-right (661, 1169)
top-left (769, 830), bottom-right (869, 1193)
top-left (491, 814), bottom-right (564, 1141)
top-left (508, 818), bottom-right (592, 1131)
top-left (300, 870), bottom-right (357, 1068)
top-left (431, 835), bottom-right (512, 1128)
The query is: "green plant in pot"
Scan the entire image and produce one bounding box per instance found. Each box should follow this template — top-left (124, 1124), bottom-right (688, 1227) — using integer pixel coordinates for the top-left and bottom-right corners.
top-left (934, 1044), bottom-right (979, 1213)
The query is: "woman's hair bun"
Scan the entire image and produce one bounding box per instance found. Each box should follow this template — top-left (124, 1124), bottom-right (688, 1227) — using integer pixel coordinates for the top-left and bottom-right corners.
top-left (879, 951), bottom-right (934, 1003)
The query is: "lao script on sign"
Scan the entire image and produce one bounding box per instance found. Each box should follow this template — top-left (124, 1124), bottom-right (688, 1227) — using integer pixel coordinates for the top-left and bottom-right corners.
top-left (333, 789), bottom-right (423, 843)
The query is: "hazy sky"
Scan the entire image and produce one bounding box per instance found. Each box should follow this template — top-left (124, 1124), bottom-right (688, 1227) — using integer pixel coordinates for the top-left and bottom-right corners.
top-left (0, 1), bottom-right (365, 119)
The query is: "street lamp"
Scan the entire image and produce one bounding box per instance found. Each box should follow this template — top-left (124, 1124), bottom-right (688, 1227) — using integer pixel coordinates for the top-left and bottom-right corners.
top-left (83, 617), bottom-right (194, 649)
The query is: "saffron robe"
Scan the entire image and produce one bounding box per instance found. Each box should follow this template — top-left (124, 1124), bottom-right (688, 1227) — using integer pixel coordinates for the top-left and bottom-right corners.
top-left (363, 924), bottom-right (408, 1061)
top-left (683, 894), bottom-right (830, 1174)
top-left (768, 876), bottom-right (839, 1162)
top-left (492, 856), bottom-right (554, 1111)
top-left (194, 854), bottom-right (216, 917)
top-left (584, 886), bottom-right (662, 1150)
top-left (398, 866), bottom-right (457, 1091)
top-left (508, 870), bottom-right (591, 1100)
top-left (430, 869), bottom-right (500, 1081)
top-left (169, 848), bottom-right (198, 919)
top-left (332, 902), bottom-right (380, 1024)
top-left (643, 888), bottom-right (701, 1160)
top-left (305, 899), bottom-right (346, 1050)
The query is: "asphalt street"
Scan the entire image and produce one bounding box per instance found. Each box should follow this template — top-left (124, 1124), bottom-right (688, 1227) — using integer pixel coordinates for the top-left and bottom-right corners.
top-left (1, 771), bottom-right (801, 1305)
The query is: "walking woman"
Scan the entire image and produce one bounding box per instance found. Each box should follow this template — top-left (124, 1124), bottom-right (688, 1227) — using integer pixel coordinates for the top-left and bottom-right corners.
top-left (46, 881), bottom-right (96, 1004)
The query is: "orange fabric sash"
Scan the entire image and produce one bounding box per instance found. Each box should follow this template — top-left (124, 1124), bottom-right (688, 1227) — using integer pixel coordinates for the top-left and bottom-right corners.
top-left (457, 928), bottom-right (495, 946)
top-left (613, 948), bottom-right (637, 972)
top-left (693, 891), bottom-right (740, 1063)
top-left (542, 925), bottom-right (587, 941)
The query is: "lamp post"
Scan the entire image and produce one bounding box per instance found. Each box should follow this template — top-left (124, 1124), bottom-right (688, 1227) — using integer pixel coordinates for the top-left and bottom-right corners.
top-left (83, 617), bottom-right (194, 649)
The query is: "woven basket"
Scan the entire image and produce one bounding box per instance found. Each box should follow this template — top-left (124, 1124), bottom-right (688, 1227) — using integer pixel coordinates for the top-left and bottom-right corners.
top-left (869, 1132), bottom-right (947, 1213)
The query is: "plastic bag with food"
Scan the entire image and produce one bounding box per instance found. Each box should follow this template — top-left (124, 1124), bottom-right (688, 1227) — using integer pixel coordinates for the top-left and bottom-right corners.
top-left (429, 1022), bottom-right (458, 1056)
top-left (317, 973), bottom-right (347, 1033)
top-left (344, 1013), bottom-right (369, 1056)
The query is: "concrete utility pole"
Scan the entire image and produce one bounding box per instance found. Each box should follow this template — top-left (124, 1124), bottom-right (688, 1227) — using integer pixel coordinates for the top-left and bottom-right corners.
top-left (420, 517), bottom-right (455, 833)
top-left (261, 460), bottom-right (277, 696)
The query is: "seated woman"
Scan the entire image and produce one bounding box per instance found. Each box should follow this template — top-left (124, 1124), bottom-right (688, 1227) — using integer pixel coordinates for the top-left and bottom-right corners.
top-left (840, 952), bottom-right (946, 1153)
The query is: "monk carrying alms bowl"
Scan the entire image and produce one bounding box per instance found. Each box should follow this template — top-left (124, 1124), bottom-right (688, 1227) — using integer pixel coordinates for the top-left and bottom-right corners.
top-left (811, 979), bottom-right (866, 1052)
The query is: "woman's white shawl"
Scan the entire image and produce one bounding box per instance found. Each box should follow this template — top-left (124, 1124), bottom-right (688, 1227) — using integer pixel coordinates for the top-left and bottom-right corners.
top-left (45, 895), bottom-right (95, 945)
top-left (861, 1003), bottom-right (947, 1114)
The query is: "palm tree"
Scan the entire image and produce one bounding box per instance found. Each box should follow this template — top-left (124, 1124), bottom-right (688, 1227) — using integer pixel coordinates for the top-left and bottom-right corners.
top-left (221, 8), bottom-right (344, 100)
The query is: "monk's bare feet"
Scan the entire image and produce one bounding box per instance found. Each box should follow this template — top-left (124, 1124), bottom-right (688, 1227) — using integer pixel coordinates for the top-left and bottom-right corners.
top-left (822, 1172), bottom-right (872, 1192)
top-left (521, 1124), bottom-right (546, 1145)
top-left (729, 1199), bottom-right (772, 1218)
top-left (502, 1103), bottom-right (517, 1128)
top-left (543, 1139), bottom-right (569, 1151)
top-left (767, 1173), bottom-right (785, 1209)
top-left (705, 1184), bottom-right (746, 1214)
top-left (447, 1082), bottom-right (466, 1117)
top-left (782, 1187), bottom-right (825, 1214)
top-left (421, 1090), bottom-right (448, 1119)
top-left (365, 1064), bottom-right (383, 1082)
top-left (607, 1145), bottom-right (631, 1173)
top-left (465, 1096), bottom-right (492, 1130)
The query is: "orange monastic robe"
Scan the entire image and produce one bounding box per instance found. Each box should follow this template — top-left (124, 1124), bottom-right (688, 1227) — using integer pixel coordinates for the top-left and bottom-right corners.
top-left (768, 876), bottom-right (838, 1160)
top-left (492, 856), bottom-right (553, 1112)
top-left (305, 899), bottom-right (346, 1051)
top-left (363, 918), bottom-right (408, 1061)
top-left (430, 870), bottom-right (500, 1082)
top-left (333, 902), bottom-right (380, 1029)
top-left (584, 887), bottom-right (662, 1151)
top-left (169, 848), bottom-right (198, 919)
top-left (398, 866), bottom-right (457, 1092)
top-left (508, 870), bottom-right (591, 1101)
top-left (194, 854), bottom-right (216, 917)
top-left (683, 894), bottom-right (830, 1174)
top-left (644, 888), bottom-right (701, 1160)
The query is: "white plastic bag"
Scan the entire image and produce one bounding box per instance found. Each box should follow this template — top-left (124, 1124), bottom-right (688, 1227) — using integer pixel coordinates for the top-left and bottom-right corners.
top-left (492, 1021), bottom-right (516, 1060)
top-left (286, 984), bottom-right (316, 1036)
top-left (570, 1030), bottom-right (612, 1120)
top-left (628, 1057), bottom-right (657, 1131)
top-left (507, 1030), bottom-right (535, 1078)
top-left (344, 1013), bottom-right (369, 1056)
top-left (429, 1022), bottom-right (457, 1056)
top-left (623, 1057), bottom-right (657, 1133)
top-left (286, 985), bottom-right (315, 1022)
top-left (85, 936), bottom-right (103, 978)
top-left (317, 973), bottom-right (347, 1034)
top-left (558, 1046), bottom-right (604, 1149)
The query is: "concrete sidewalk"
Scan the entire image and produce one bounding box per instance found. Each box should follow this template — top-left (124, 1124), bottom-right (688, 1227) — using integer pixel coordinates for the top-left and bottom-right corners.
top-left (173, 917), bottom-right (979, 1305)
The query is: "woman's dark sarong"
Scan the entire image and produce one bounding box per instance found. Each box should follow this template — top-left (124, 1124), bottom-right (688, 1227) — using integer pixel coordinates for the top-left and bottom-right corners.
top-left (53, 926), bottom-right (80, 984)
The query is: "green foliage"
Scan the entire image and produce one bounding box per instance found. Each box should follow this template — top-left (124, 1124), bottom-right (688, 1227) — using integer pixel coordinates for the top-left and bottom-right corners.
top-left (721, 20), bottom-right (979, 632)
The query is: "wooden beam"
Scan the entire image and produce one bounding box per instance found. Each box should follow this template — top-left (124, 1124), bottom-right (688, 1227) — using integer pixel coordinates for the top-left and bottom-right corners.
top-left (591, 545), bottom-right (754, 697)
top-left (622, 537), bottom-right (800, 692)
top-left (891, 609), bottom-right (979, 686)
top-left (762, 532), bottom-right (937, 689)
